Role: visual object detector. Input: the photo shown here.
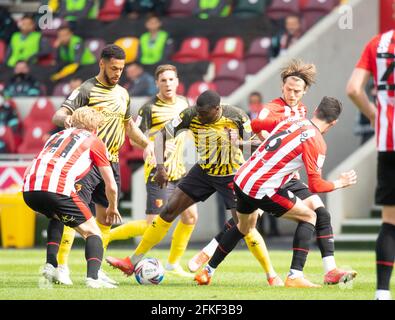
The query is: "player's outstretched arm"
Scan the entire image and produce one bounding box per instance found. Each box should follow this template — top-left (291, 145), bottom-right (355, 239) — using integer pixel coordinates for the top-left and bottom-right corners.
top-left (333, 170), bottom-right (358, 190)
top-left (53, 106), bottom-right (73, 128)
top-left (153, 127), bottom-right (168, 188)
top-left (125, 119), bottom-right (155, 162)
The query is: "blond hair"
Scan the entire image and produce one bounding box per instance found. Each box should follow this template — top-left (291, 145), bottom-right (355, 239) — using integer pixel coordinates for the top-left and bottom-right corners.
top-left (281, 59), bottom-right (317, 88)
top-left (154, 64), bottom-right (178, 80)
top-left (71, 107), bottom-right (105, 132)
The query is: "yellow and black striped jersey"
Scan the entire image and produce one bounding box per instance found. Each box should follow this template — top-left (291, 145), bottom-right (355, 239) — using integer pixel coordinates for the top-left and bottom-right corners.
top-left (165, 104), bottom-right (252, 176)
top-left (62, 77), bottom-right (131, 162)
top-left (136, 95), bottom-right (189, 182)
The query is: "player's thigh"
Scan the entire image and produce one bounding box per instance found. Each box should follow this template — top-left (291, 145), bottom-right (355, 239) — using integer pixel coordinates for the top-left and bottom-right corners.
top-left (180, 203), bottom-right (198, 225)
top-left (162, 187), bottom-right (196, 221)
top-left (281, 197), bottom-right (316, 224)
top-left (145, 177), bottom-right (169, 215)
top-left (303, 194), bottom-right (324, 210)
top-left (382, 206), bottom-right (395, 225)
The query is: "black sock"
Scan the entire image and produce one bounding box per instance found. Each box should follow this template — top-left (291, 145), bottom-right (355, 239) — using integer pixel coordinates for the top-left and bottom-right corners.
top-left (214, 218), bottom-right (236, 242)
top-left (315, 207), bottom-right (335, 258)
top-left (376, 223), bottom-right (395, 290)
top-left (291, 222), bottom-right (315, 271)
top-left (209, 225), bottom-right (244, 268)
top-left (46, 219), bottom-right (64, 267)
top-left (85, 235), bottom-right (103, 280)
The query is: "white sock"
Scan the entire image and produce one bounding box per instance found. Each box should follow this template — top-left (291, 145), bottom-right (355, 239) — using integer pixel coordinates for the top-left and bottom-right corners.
top-left (202, 238), bottom-right (219, 257)
top-left (323, 256), bottom-right (337, 274)
top-left (206, 264), bottom-right (216, 276)
top-left (288, 269), bottom-right (303, 279)
top-left (375, 290), bottom-right (392, 300)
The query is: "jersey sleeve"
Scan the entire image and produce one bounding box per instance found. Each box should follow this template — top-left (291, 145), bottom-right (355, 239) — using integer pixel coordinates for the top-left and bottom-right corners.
top-left (356, 36), bottom-right (376, 72)
top-left (124, 93), bottom-right (132, 121)
top-left (90, 137), bottom-right (111, 167)
top-left (164, 108), bottom-right (193, 138)
top-left (302, 135), bottom-right (334, 193)
top-left (135, 102), bottom-right (152, 133)
top-left (61, 85), bottom-right (90, 112)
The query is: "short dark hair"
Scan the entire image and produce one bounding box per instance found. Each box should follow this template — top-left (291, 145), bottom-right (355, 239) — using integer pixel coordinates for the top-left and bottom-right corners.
top-left (196, 90), bottom-right (221, 109)
top-left (101, 44), bottom-right (126, 61)
top-left (315, 96), bottom-right (342, 123)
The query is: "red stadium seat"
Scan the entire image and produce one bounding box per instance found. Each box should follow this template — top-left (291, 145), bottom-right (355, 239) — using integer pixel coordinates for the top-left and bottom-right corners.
top-left (86, 38), bottom-right (107, 61)
top-left (186, 81), bottom-right (217, 105)
top-left (172, 37), bottom-right (210, 63)
top-left (244, 37), bottom-right (271, 74)
top-left (167, 0), bottom-right (197, 17)
top-left (301, 0), bottom-right (338, 29)
top-left (266, 0), bottom-right (300, 20)
top-left (0, 126), bottom-right (16, 153)
top-left (119, 139), bottom-right (144, 194)
top-left (0, 40), bottom-right (6, 64)
top-left (23, 98), bottom-right (56, 128)
top-left (213, 59), bottom-right (246, 96)
top-left (211, 37), bottom-right (245, 73)
top-left (98, 0), bottom-right (125, 22)
top-left (176, 81), bottom-right (185, 96)
top-left (17, 122), bottom-right (55, 154)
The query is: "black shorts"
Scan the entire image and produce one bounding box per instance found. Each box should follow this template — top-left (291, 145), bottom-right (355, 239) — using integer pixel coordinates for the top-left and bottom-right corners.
top-left (146, 168), bottom-right (179, 214)
top-left (76, 162), bottom-right (121, 209)
top-left (177, 164), bottom-right (236, 209)
top-left (234, 184), bottom-right (296, 217)
top-left (23, 191), bottom-right (93, 228)
top-left (283, 178), bottom-right (313, 200)
top-left (376, 152), bottom-right (395, 205)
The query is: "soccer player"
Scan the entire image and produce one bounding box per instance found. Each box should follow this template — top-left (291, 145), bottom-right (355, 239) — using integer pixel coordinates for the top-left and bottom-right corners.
top-left (106, 90), bottom-right (282, 285)
top-left (190, 59), bottom-right (357, 285)
top-left (50, 44), bottom-right (154, 285)
top-left (346, 29), bottom-right (395, 300)
top-left (23, 107), bottom-right (122, 288)
top-left (107, 64), bottom-right (198, 277)
top-left (194, 97), bottom-right (357, 287)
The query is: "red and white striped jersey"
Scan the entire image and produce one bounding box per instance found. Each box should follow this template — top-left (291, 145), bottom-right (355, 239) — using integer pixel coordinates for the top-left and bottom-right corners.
top-left (235, 118), bottom-right (334, 199)
top-left (23, 128), bottom-right (110, 196)
top-left (252, 98), bottom-right (308, 133)
top-left (356, 29), bottom-right (395, 151)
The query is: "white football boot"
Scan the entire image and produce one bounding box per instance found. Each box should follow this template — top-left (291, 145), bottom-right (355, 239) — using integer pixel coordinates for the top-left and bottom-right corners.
top-left (86, 277), bottom-right (117, 289)
top-left (98, 269), bottom-right (119, 285)
top-left (55, 264), bottom-right (73, 285)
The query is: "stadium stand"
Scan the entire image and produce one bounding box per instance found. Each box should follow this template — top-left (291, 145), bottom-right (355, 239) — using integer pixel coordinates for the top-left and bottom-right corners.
top-left (167, 0), bottom-right (198, 17)
top-left (213, 59), bottom-right (246, 96)
top-left (98, 0), bottom-right (126, 22)
top-left (172, 37), bottom-right (210, 63)
top-left (232, 0), bottom-right (268, 18)
top-left (114, 37), bottom-right (139, 63)
top-left (266, 0), bottom-right (300, 21)
top-left (244, 36), bottom-right (271, 74)
top-left (301, 0), bottom-right (339, 29)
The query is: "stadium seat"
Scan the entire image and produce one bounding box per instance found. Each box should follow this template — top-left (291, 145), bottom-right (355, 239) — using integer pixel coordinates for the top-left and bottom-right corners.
top-left (17, 122), bottom-right (55, 154)
top-left (40, 17), bottom-right (64, 38)
top-left (244, 37), bottom-right (271, 74)
top-left (301, 0), bottom-right (339, 29)
top-left (114, 37), bottom-right (139, 64)
top-left (213, 59), bottom-right (246, 96)
top-left (167, 0), bottom-right (198, 17)
top-left (186, 81), bottom-right (217, 105)
top-left (0, 40), bottom-right (6, 64)
top-left (210, 37), bottom-right (244, 73)
top-left (177, 81), bottom-right (185, 96)
top-left (98, 0), bottom-right (126, 22)
top-left (23, 97), bottom-right (56, 128)
top-left (172, 37), bottom-right (210, 63)
top-left (119, 139), bottom-right (144, 194)
top-left (233, 0), bottom-right (267, 17)
top-left (0, 125), bottom-right (16, 153)
top-left (52, 82), bottom-right (72, 97)
top-left (266, 0), bottom-right (300, 20)
top-left (86, 38), bottom-right (106, 61)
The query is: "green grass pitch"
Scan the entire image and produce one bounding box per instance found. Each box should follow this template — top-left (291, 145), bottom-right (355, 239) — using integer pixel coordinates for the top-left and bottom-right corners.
top-left (0, 248), bottom-right (388, 300)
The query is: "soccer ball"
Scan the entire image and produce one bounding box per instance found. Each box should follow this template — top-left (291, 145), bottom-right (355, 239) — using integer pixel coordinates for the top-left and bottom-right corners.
top-left (134, 257), bottom-right (164, 285)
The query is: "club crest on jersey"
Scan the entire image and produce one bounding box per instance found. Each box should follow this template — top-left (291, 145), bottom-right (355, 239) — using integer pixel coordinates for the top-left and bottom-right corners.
top-left (75, 183), bottom-right (82, 192)
top-left (155, 199), bottom-right (163, 208)
top-left (61, 214), bottom-right (76, 224)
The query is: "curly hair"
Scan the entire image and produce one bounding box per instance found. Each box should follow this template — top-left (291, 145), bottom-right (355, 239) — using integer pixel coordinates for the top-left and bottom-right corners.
top-left (71, 107), bottom-right (105, 132)
top-left (281, 59), bottom-right (317, 88)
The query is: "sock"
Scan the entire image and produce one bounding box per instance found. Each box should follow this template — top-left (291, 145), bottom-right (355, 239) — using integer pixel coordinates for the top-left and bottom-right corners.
top-left (46, 219), bottom-right (64, 268)
top-left (375, 290), bottom-right (392, 300)
top-left (85, 235), bottom-right (103, 280)
top-left (214, 218), bottom-right (236, 242)
top-left (109, 220), bottom-right (148, 243)
top-left (244, 228), bottom-right (276, 278)
top-left (202, 238), bottom-right (219, 257)
top-left (132, 216), bottom-right (172, 264)
top-left (322, 256), bottom-right (337, 274)
top-left (288, 269), bottom-right (304, 279)
top-left (290, 221), bottom-right (315, 271)
top-left (168, 220), bottom-right (195, 265)
top-left (57, 225), bottom-right (76, 266)
top-left (209, 225), bottom-right (245, 269)
top-left (96, 220), bottom-right (111, 253)
top-left (376, 223), bottom-right (395, 290)
top-left (315, 207), bottom-right (335, 261)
